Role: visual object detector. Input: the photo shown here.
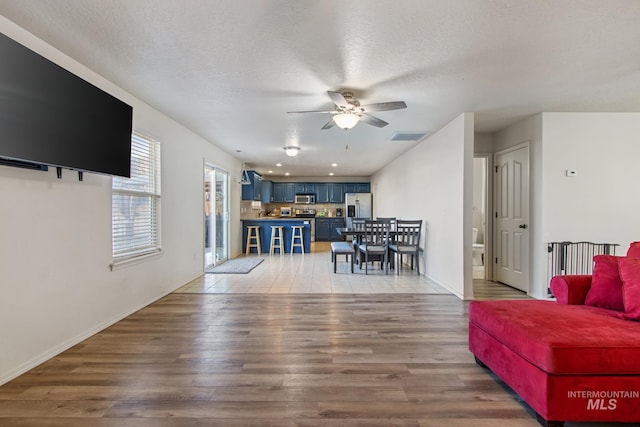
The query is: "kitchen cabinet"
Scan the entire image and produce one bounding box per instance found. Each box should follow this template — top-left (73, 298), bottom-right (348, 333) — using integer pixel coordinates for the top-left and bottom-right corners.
top-left (269, 181), bottom-right (370, 203)
top-left (283, 183), bottom-right (295, 202)
top-left (315, 217), bottom-right (345, 241)
top-left (316, 183), bottom-right (344, 203)
top-left (315, 184), bottom-right (329, 203)
top-left (261, 180), bottom-right (273, 203)
top-left (343, 183), bottom-right (370, 193)
top-left (328, 183), bottom-right (344, 203)
top-left (272, 183), bottom-right (283, 202)
top-left (294, 183), bottom-right (315, 194)
top-left (272, 183), bottom-right (295, 202)
top-left (241, 170), bottom-right (262, 201)
top-left (357, 183), bottom-right (371, 193)
top-left (316, 183), bottom-right (343, 203)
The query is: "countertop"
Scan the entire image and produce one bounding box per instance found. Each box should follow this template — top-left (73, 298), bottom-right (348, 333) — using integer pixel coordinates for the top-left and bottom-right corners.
top-left (242, 217), bottom-right (308, 221)
top-left (241, 216), bottom-right (345, 220)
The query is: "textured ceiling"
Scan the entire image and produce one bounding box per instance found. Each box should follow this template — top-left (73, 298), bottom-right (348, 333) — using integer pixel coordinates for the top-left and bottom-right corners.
top-left (2, 0), bottom-right (640, 177)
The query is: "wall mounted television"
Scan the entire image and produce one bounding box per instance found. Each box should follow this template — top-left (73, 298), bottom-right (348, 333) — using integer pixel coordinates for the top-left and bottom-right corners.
top-left (0, 32), bottom-right (133, 178)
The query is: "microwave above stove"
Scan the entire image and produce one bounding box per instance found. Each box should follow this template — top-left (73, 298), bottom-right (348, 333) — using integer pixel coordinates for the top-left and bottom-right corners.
top-left (295, 194), bottom-right (315, 204)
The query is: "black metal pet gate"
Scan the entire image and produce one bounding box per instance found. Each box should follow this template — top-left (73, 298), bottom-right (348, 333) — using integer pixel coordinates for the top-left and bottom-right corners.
top-left (547, 241), bottom-right (619, 296)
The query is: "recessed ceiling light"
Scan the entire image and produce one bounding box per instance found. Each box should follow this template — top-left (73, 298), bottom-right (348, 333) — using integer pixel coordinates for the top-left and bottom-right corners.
top-left (329, 172), bottom-right (334, 176)
top-left (331, 163), bottom-right (338, 167)
top-left (276, 163), bottom-right (282, 167)
top-left (285, 172), bottom-right (290, 176)
top-left (268, 170), bottom-right (273, 174)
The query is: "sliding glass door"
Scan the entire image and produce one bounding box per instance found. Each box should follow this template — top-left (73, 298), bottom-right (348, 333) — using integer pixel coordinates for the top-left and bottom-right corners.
top-left (204, 164), bottom-right (229, 270)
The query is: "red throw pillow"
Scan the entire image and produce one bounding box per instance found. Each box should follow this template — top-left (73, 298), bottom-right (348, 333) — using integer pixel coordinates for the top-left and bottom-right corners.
top-left (584, 255), bottom-right (625, 311)
top-left (618, 257), bottom-right (640, 320)
top-left (627, 241), bottom-right (640, 258)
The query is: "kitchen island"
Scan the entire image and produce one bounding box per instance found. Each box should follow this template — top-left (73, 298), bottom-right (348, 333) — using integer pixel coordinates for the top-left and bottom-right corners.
top-left (242, 218), bottom-right (311, 253)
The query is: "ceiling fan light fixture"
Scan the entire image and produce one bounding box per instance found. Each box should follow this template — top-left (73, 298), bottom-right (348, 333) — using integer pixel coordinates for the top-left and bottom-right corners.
top-left (333, 113), bottom-right (360, 130)
top-left (284, 146), bottom-right (300, 157)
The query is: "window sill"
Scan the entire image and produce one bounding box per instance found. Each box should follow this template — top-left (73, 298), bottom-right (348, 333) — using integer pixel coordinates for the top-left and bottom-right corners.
top-left (110, 249), bottom-right (164, 271)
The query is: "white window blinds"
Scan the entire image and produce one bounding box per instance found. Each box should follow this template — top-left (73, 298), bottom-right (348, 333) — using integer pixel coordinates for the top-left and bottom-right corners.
top-left (112, 132), bottom-right (161, 262)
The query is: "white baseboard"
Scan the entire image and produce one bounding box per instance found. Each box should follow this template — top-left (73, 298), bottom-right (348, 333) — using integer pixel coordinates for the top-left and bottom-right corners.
top-left (0, 288), bottom-right (176, 386)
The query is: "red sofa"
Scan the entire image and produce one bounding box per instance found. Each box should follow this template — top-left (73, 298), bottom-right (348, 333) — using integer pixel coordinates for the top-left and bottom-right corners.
top-left (468, 243), bottom-right (640, 427)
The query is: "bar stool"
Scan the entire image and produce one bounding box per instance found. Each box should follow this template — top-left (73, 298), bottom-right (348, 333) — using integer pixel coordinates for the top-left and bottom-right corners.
top-left (269, 225), bottom-right (284, 255)
top-left (245, 225), bottom-right (261, 255)
top-left (290, 225), bottom-right (305, 254)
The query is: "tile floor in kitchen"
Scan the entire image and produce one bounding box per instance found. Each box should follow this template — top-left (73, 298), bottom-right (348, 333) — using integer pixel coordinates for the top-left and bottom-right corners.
top-left (176, 242), bottom-right (453, 294)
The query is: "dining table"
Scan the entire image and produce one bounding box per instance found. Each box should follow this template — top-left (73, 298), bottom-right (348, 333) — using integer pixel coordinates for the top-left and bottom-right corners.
top-left (336, 227), bottom-right (398, 241)
top-left (336, 227), bottom-right (396, 269)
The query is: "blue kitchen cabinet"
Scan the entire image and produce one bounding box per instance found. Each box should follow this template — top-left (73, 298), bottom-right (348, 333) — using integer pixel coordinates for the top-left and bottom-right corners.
top-left (343, 183), bottom-right (356, 193)
top-left (315, 184), bottom-right (329, 203)
top-left (356, 183), bottom-right (370, 193)
top-left (272, 183), bottom-right (283, 202)
top-left (261, 180), bottom-right (273, 203)
top-left (343, 183), bottom-right (370, 193)
top-left (317, 183), bottom-right (343, 203)
top-left (241, 170), bottom-right (263, 201)
top-left (272, 183), bottom-right (295, 202)
top-left (283, 183), bottom-right (296, 202)
top-left (315, 217), bottom-right (345, 241)
top-left (294, 183), bottom-right (315, 194)
top-left (328, 183), bottom-right (344, 203)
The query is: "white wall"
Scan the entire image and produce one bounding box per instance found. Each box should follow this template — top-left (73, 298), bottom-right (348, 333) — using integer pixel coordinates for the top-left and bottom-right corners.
top-left (493, 114), bottom-right (544, 297)
top-left (541, 112), bottom-right (640, 253)
top-left (372, 113), bottom-right (475, 299)
top-left (493, 112), bottom-right (640, 299)
top-left (0, 18), bottom-right (242, 384)
top-left (474, 132), bottom-right (494, 154)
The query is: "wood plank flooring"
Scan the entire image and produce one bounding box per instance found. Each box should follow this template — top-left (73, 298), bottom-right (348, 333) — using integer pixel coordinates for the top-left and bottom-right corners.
top-left (0, 248), bottom-right (633, 425)
top-left (1, 293), bottom-right (538, 426)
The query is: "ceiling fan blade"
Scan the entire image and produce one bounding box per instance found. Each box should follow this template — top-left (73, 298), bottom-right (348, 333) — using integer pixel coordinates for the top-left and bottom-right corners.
top-left (361, 101), bottom-right (407, 112)
top-left (360, 114), bottom-right (389, 128)
top-left (321, 117), bottom-right (336, 130)
top-left (287, 110), bottom-right (334, 114)
top-left (327, 91), bottom-right (350, 108)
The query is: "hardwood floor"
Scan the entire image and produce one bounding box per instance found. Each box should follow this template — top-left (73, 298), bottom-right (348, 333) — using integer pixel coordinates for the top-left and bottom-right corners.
top-left (473, 279), bottom-right (531, 300)
top-left (0, 247), bottom-right (633, 426)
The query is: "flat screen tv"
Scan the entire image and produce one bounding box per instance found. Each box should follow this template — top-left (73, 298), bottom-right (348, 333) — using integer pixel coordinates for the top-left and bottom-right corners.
top-left (0, 32), bottom-right (133, 178)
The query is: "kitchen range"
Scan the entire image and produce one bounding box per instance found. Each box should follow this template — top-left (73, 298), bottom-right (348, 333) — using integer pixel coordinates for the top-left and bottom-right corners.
top-left (294, 208), bottom-right (316, 241)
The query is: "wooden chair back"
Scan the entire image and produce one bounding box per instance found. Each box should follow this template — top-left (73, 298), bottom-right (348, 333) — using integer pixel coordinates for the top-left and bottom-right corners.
top-left (364, 219), bottom-right (390, 248)
top-left (395, 220), bottom-right (422, 247)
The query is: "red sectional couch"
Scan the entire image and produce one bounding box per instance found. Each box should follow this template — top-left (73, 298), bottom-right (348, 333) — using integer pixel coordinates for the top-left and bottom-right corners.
top-left (468, 243), bottom-right (640, 427)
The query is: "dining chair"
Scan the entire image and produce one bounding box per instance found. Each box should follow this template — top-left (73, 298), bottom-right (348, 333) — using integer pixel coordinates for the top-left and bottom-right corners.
top-left (376, 217), bottom-right (396, 232)
top-left (358, 219), bottom-right (390, 275)
top-left (376, 217), bottom-right (397, 269)
top-left (389, 219), bottom-right (422, 275)
top-left (351, 217), bottom-right (367, 265)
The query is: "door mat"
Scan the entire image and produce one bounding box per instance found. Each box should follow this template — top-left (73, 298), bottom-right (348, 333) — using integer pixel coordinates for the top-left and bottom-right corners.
top-left (206, 257), bottom-right (264, 274)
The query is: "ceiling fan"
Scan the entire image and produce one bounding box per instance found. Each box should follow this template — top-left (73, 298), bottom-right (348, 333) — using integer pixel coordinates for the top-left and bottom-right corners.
top-left (287, 91), bottom-right (407, 130)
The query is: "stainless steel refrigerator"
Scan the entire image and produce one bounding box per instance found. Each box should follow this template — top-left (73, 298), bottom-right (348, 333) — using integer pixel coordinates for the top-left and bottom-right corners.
top-left (345, 193), bottom-right (373, 229)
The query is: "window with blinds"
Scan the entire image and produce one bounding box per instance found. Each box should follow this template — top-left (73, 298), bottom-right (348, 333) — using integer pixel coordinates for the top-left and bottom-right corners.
top-left (112, 132), bottom-right (161, 263)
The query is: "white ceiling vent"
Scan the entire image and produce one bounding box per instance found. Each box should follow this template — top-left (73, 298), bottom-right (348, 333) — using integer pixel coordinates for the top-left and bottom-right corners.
top-left (389, 132), bottom-right (429, 142)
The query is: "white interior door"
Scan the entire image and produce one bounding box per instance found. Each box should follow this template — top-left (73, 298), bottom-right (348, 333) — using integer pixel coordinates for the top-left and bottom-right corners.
top-left (494, 145), bottom-right (530, 292)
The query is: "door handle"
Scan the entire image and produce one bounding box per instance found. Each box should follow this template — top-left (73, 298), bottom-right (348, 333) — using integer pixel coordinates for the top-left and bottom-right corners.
top-left (518, 224), bottom-right (528, 229)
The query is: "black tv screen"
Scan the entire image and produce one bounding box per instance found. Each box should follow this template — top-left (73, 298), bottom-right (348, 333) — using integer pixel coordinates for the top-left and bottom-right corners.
top-left (0, 32), bottom-right (133, 177)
